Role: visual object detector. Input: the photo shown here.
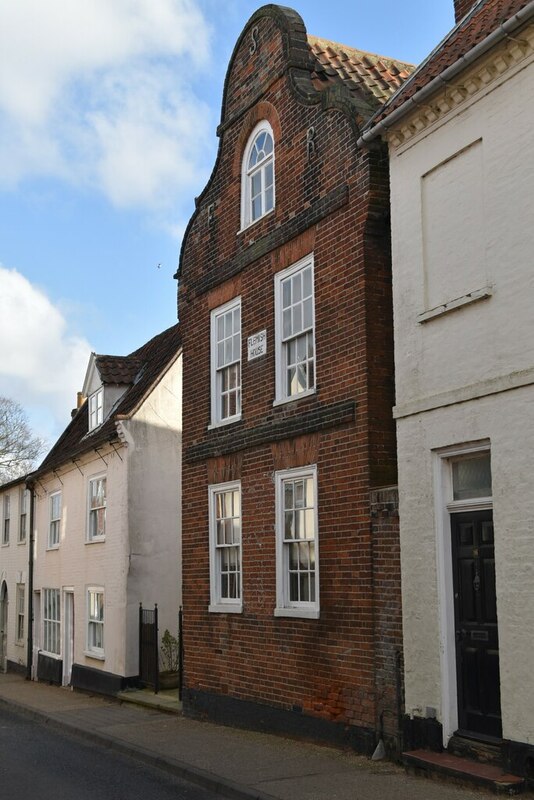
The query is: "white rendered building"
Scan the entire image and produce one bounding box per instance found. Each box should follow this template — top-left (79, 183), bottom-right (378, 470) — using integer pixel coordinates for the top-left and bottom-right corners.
top-left (30, 325), bottom-right (182, 693)
top-left (362, 0), bottom-right (534, 777)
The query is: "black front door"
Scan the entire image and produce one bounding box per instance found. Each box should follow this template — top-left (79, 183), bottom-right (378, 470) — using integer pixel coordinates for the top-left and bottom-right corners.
top-left (451, 510), bottom-right (502, 739)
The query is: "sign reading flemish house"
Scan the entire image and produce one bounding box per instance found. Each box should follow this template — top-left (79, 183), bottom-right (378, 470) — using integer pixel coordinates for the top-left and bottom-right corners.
top-left (247, 330), bottom-right (267, 361)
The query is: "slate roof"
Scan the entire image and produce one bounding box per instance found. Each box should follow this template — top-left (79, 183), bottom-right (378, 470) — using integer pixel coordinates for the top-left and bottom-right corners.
top-left (307, 35), bottom-right (414, 111)
top-left (32, 324), bottom-right (181, 479)
top-left (368, 0), bottom-right (532, 126)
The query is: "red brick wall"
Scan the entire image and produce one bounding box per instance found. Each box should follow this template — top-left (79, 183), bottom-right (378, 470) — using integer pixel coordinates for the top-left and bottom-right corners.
top-left (454, 0), bottom-right (476, 22)
top-left (178, 6), bottom-right (400, 744)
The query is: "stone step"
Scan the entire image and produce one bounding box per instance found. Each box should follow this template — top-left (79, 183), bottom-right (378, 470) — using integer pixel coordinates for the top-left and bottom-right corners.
top-left (403, 749), bottom-right (525, 795)
top-left (447, 733), bottom-right (502, 766)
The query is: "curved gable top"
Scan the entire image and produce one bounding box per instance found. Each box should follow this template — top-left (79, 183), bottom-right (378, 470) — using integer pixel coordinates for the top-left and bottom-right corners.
top-left (175, 4), bottom-right (412, 281)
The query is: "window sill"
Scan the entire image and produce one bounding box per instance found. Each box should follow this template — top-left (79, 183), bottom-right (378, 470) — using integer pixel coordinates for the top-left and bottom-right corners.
top-left (417, 286), bottom-right (493, 323)
top-left (46, 545), bottom-right (60, 551)
top-left (85, 537), bottom-right (106, 545)
top-left (14, 640), bottom-right (24, 647)
top-left (207, 416), bottom-right (241, 431)
top-left (40, 650), bottom-right (61, 660)
top-left (273, 388), bottom-right (316, 408)
top-left (208, 603), bottom-right (243, 614)
top-left (238, 208), bottom-right (275, 236)
top-left (17, 540), bottom-right (26, 546)
top-left (1, 543), bottom-right (9, 547)
top-left (84, 650), bottom-right (105, 661)
top-left (274, 606), bottom-right (320, 619)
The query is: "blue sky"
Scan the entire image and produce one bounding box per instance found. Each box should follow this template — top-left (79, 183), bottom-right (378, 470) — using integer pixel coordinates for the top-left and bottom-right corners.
top-left (0, 0), bottom-right (454, 447)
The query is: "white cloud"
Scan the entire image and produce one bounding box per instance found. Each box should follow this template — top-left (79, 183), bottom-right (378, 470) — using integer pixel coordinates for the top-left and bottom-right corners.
top-left (0, 266), bottom-right (92, 444)
top-left (0, 0), bottom-right (212, 210)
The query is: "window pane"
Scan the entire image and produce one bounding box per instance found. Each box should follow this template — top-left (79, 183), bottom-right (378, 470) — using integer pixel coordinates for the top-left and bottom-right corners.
top-left (293, 272), bottom-right (302, 303)
top-left (285, 511), bottom-right (294, 539)
top-left (252, 195), bottom-right (261, 221)
top-left (303, 297), bottom-right (313, 329)
top-left (452, 455), bottom-right (492, 500)
top-left (264, 161), bottom-right (273, 188)
top-left (265, 187), bottom-right (273, 212)
top-left (282, 279), bottom-right (291, 309)
top-left (293, 303), bottom-right (302, 334)
top-left (283, 309), bottom-right (292, 339)
top-left (264, 133), bottom-right (273, 155)
top-left (251, 171), bottom-right (261, 198)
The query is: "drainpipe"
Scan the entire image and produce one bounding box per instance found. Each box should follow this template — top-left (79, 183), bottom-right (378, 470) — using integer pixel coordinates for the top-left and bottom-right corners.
top-left (25, 482), bottom-right (35, 680)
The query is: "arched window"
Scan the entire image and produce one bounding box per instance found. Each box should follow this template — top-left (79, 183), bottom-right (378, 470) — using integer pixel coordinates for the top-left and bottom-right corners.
top-left (241, 121), bottom-right (275, 229)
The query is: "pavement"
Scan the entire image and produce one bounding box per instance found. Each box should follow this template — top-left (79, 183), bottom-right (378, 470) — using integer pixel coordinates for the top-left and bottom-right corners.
top-left (0, 672), bottom-right (512, 800)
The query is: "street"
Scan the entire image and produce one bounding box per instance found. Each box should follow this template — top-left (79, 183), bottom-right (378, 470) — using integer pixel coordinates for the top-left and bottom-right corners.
top-left (0, 706), bottom-right (221, 800)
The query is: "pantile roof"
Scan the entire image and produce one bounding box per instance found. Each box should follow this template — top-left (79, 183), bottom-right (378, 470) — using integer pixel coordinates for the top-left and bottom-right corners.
top-left (95, 355), bottom-right (143, 385)
top-left (368, 0), bottom-right (533, 126)
top-left (32, 324), bottom-right (181, 479)
top-left (307, 35), bottom-right (414, 112)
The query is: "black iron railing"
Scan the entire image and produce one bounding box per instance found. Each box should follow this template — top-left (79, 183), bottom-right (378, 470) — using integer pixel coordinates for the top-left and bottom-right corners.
top-left (138, 603), bottom-right (159, 694)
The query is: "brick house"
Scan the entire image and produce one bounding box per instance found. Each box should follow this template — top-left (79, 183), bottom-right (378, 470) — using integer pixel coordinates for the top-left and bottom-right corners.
top-left (361, 0), bottom-right (534, 784)
top-left (177, 6), bottom-right (412, 751)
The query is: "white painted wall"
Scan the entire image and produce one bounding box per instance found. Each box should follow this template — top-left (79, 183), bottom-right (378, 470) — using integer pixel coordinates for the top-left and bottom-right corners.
top-left (0, 481), bottom-right (30, 670)
top-left (32, 352), bottom-right (182, 683)
top-left (389, 43), bottom-right (534, 745)
top-left (122, 354), bottom-right (182, 675)
top-left (32, 446), bottom-right (129, 677)
top-left (391, 57), bottom-right (534, 412)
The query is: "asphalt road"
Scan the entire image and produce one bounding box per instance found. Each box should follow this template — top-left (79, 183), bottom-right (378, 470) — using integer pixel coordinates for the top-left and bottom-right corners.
top-left (0, 706), bottom-right (223, 800)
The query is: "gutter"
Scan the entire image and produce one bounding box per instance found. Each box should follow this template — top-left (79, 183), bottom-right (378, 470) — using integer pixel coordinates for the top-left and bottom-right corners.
top-left (25, 481), bottom-right (35, 680)
top-left (358, 0), bottom-right (534, 146)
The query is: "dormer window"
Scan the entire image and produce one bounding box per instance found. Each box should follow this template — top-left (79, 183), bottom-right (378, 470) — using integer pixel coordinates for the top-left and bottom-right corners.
top-left (89, 388), bottom-right (103, 431)
top-left (241, 121), bottom-right (275, 230)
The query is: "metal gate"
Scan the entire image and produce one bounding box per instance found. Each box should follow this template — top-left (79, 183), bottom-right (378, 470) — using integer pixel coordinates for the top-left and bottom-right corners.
top-left (138, 603), bottom-right (159, 693)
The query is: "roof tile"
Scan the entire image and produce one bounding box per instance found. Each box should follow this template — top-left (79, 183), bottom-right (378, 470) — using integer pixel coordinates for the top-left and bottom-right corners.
top-left (32, 324), bottom-right (181, 478)
top-left (307, 34), bottom-right (414, 113)
top-left (370, 0), bottom-right (531, 125)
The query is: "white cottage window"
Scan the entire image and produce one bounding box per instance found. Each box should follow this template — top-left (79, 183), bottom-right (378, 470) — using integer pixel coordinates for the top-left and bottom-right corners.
top-left (208, 482), bottom-right (242, 613)
top-left (241, 121), bottom-right (275, 229)
top-left (88, 388), bottom-right (103, 431)
top-left (274, 466), bottom-right (319, 618)
top-left (210, 298), bottom-right (241, 426)
top-left (274, 255), bottom-right (316, 404)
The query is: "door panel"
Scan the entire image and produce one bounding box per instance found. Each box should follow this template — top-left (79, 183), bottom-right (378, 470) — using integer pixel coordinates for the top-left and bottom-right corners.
top-left (451, 511), bottom-right (502, 739)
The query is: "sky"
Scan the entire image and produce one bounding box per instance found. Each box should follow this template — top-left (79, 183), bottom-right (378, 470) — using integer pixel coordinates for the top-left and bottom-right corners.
top-left (0, 0), bottom-right (455, 449)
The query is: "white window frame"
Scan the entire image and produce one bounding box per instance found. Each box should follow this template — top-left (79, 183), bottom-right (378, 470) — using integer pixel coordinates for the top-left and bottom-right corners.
top-left (210, 297), bottom-right (242, 428)
top-left (86, 587), bottom-right (105, 659)
top-left (208, 481), bottom-right (242, 614)
top-left (48, 491), bottom-right (61, 549)
top-left (274, 465), bottom-right (319, 619)
top-left (274, 254), bottom-right (316, 405)
top-left (42, 588), bottom-right (61, 657)
top-left (88, 387), bottom-right (104, 431)
top-left (240, 120), bottom-right (275, 231)
top-left (19, 488), bottom-right (29, 544)
top-left (87, 475), bottom-right (106, 542)
top-left (2, 493), bottom-right (10, 545)
top-left (16, 584), bottom-right (25, 644)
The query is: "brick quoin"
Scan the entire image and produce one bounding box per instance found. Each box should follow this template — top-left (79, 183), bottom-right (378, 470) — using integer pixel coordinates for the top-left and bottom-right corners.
top-left (176, 5), bottom-right (402, 754)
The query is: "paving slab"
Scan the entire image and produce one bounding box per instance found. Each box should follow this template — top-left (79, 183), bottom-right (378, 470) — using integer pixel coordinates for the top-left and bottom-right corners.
top-left (0, 673), bottom-right (528, 800)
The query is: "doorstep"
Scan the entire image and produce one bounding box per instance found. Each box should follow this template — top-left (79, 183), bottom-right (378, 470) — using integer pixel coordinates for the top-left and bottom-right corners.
top-left (117, 687), bottom-right (183, 715)
top-left (403, 749), bottom-right (525, 795)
